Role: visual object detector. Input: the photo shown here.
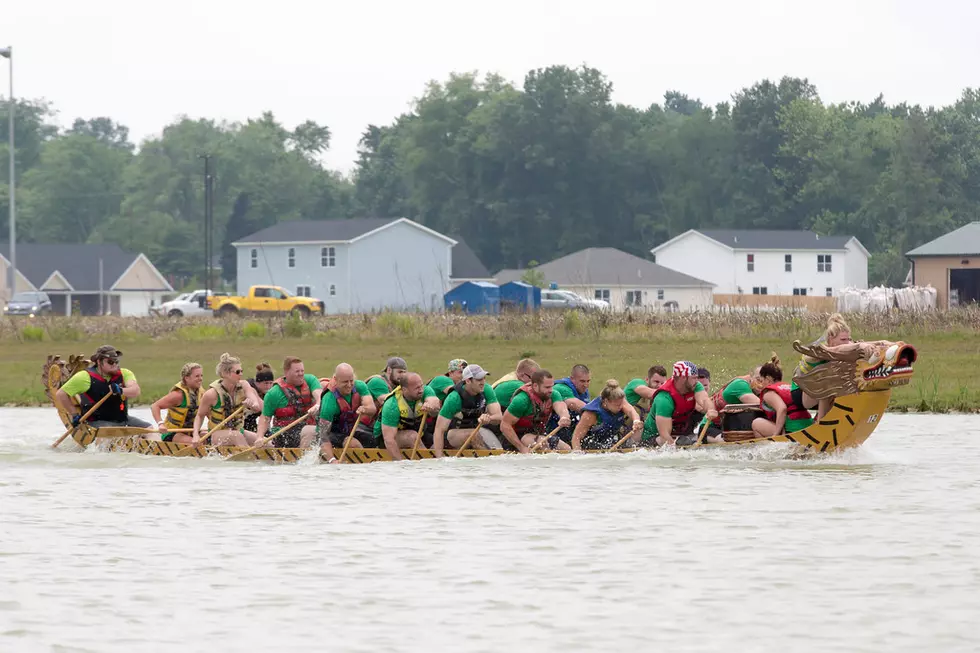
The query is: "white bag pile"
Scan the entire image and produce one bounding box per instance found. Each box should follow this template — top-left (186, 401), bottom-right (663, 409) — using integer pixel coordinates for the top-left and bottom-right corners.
top-left (836, 285), bottom-right (937, 313)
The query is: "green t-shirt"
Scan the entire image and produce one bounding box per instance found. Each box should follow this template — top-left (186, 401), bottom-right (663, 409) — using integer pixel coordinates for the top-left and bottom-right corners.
top-left (553, 383), bottom-right (575, 401)
top-left (60, 368), bottom-right (137, 397)
top-left (722, 378), bottom-right (754, 405)
top-left (506, 388), bottom-right (564, 419)
top-left (366, 375), bottom-right (393, 402)
top-left (438, 385), bottom-right (498, 420)
top-left (427, 375), bottom-right (456, 403)
top-left (624, 378), bottom-right (651, 408)
top-left (261, 373), bottom-right (320, 417)
top-left (493, 379), bottom-right (524, 409)
top-left (318, 380), bottom-right (371, 424)
top-left (373, 385), bottom-right (437, 438)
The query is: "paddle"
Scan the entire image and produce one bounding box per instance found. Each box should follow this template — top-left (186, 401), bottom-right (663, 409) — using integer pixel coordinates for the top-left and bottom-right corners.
top-left (51, 394), bottom-right (111, 449)
top-left (529, 425), bottom-right (563, 453)
top-left (337, 418), bottom-right (362, 464)
top-left (454, 424), bottom-right (484, 457)
top-left (691, 417), bottom-right (712, 449)
top-left (173, 406), bottom-right (244, 458)
top-left (408, 418), bottom-right (427, 460)
top-left (608, 424), bottom-right (642, 452)
top-left (225, 411), bottom-right (311, 462)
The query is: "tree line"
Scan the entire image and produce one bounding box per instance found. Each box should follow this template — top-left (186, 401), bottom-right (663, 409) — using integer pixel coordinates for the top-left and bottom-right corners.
top-left (2, 67), bottom-right (979, 288)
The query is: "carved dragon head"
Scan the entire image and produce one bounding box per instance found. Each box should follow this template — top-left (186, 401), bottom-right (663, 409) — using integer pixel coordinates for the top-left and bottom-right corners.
top-left (41, 354), bottom-right (92, 419)
top-left (791, 340), bottom-right (917, 400)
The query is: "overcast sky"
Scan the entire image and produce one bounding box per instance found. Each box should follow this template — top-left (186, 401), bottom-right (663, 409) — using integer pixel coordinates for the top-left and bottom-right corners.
top-left (5, 0), bottom-right (979, 174)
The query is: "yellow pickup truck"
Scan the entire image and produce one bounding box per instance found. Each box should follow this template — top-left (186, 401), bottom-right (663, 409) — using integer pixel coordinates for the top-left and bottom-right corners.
top-left (209, 285), bottom-right (325, 317)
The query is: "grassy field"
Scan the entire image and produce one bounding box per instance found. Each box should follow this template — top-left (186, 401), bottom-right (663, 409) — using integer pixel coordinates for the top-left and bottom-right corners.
top-left (3, 309), bottom-right (978, 412)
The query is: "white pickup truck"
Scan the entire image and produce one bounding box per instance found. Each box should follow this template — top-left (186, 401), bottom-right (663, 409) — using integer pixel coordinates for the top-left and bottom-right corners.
top-left (153, 290), bottom-right (229, 317)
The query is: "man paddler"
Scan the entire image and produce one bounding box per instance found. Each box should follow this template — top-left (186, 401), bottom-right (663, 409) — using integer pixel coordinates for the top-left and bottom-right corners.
top-left (366, 357), bottom-right (408, 413)
top-left (317, 363), bottom-right (377, 462)
top-left (491, 358), bottom-right (539, 411)
top-left (624, 364), bottom-right (667, 421)
top-left (55, 345), bottom-right (152, 429)
top-left (426, 358), bottom-right (467, 403)
top-left (500, 369), bottom-right (572, 453)
top-left (374, 372), bottom-right (441, 461)
top-left (643, 360), bottom-right (718, 447)
top-left (432, 364), bottom-right (503, 456)
top-left (255, 356), bottom-right (322, 449)
top-left (548, 364), bottom-right (591, 443)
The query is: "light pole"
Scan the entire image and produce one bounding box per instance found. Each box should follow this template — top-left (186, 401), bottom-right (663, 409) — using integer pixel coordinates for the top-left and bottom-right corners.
top-left (1, 46), bottom-right (13, 304)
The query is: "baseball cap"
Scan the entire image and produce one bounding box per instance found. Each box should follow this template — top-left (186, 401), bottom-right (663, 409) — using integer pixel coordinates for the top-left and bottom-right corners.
top-left (672, 361), bottom-right (698, 378)
top-left (462, 364), bottom-right (489, 381)
top-left (93, 345), bottom-right (123, 361)
top-left (448, 359), bottom-right (468, 372)
top-left (386, 356), bottom-right (407, 371)
top-left (696, 366), bottom-right (711, 380)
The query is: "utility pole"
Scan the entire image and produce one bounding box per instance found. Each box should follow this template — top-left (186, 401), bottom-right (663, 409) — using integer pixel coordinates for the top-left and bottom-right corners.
top-left (1, 46), bottom-right (14, 303)
top-left (198, 154), bottom-right (213, 304)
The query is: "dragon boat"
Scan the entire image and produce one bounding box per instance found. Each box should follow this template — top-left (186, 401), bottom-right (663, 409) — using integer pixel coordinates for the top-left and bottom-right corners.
top-left (41, 339), bottom-right (916, 464)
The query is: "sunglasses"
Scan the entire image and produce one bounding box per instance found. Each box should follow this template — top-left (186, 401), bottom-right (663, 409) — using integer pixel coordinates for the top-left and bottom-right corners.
top-left (232, 369), bottom-right (243, 375)
top-left (105, 358), bottom-right (120, 365)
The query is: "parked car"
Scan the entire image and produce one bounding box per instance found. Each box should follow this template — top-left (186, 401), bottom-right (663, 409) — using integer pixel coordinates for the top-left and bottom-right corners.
top-left (540, 289), bottom-right (610, 311)
top-left (209, 285), bottom-right (324, 317)
top-left (3, 291), bottom-right (53, 317)
top-left (153, 290), bottom-right (230, 317)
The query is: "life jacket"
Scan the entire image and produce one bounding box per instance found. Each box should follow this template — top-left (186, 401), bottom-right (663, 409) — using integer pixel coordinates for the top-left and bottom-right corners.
top-left (512, 383), bottom-right (553, 435)
top-left (556, 377), bottom-right (590, 406)
top-left (272, 377), bottom-right (314, 427)
top-left (492, 372), bottom-right (518, 389)
top-left (208, 380), bottom-right (246, 429)
top-left (80, 365), bottom-right (127, 422)
top-left (761, 383), bottom-right (812, 422)
top-left (380, 386), bottom-right (423, 432)
top-left (450, 381), bottom-right (487, 429)
top-left (710, 375), bottom-right (753, 426)
top-left (651, 378), bottom-right (697, 435)
top-left (331, 387), bottom-right (369, 434)
top-left (582, 396), bottom-right (627, 436)
top-left (164, 382), bottom-right (203, 431)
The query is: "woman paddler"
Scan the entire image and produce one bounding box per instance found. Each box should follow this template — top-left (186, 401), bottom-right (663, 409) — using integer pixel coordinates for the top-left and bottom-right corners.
top-left (571, 380), bottom-right (643, 451)
top-left (793, 313), bottom-right (852, 419)
top-left (753, 356), bottom-right (815, 437)
top-left (192, 353), bottom-right (263, 447)
top-left (243, 362), bottom-right (275, 433)
top-left (150, 363), bottom-right (205, 444)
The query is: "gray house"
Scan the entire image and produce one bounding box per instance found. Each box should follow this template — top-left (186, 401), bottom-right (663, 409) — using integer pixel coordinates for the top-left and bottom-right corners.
top-left (0, 243), bottom-right (173, 315)
top-left (233, 218), bottom-right (490, 313)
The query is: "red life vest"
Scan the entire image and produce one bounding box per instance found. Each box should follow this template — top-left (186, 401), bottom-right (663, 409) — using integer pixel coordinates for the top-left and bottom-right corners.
top-left (512, 383), bottom-right (553, 435)
top-left (761, 383), bottom-right (812, 422)
top-left (81, 366), bottom-right (128, 422)
top-left (710, 375), bottom-right (753, 426)
top-left (651, 378), bottom-right (697, 435)
top-left (273, 377), bottom-right (314, 427)
top-left (332, 387), bottom-right (369, 434)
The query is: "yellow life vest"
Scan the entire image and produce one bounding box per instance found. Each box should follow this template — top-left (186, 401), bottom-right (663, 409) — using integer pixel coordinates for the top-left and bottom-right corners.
top-left (492, 371), bottom-right (518, 389)
top-left (208, 380), bottom-right (245, 429)
top-left (382, 385), bottom-right (423, 430)
top-left (164, 382), bottom-right (203, 431)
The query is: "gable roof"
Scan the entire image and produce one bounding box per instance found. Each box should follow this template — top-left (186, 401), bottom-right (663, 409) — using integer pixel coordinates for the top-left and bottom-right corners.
top-left (0, 243), bottom-right (172, 292)
top-left (906, 222), bottom-right (980, 257)
top-left (451, 239), bottom-right (492, 280)
top-left (233, 217), bottom-right (457, 246)
top-left (493, 247), bottom-right (712, 287)
top-left (652, 228), bottom-right (857, 253)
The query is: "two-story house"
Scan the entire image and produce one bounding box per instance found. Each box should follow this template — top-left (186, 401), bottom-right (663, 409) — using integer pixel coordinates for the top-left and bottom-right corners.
top-left (233, 218), bottom-right (489, 313)
top-left (650, 229), bottom-right (868, 299)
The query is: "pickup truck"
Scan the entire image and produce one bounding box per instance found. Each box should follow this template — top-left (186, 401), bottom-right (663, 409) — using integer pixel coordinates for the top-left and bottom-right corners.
top-left (209, 285), bottom-right (325, 317)
top-left (540, 289), bottom-right (610, 311)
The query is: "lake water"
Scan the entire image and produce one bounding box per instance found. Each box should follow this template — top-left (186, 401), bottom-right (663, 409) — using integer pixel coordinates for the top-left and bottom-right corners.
top-left (1, 408), bottom-right (978, 652)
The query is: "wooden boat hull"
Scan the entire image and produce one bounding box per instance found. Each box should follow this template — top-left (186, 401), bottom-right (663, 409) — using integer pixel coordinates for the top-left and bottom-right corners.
top-left (69, 386), bottom-right (895, 463)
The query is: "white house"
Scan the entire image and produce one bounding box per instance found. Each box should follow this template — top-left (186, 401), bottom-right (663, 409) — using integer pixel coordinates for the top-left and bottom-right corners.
top-left (495, 247), bottom-right (714, 311)
top-left (233, 218), bottom-right (490, 313)
top-left (0, 243), bottom-right (173, 316)
top-left (650, 229), bottom-right (869, 298)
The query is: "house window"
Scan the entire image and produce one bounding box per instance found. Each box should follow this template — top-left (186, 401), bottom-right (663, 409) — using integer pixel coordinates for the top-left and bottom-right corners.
top-left (657, 289), bottom-right (665, 301)
top-left (626, 290), bottom-right (643, 306)
top-left (594, 289), bottom-right (610, 302)
top-left (818, 254), bottom-right (832, 272)
top-left (752, 287), bottom-right (768, 295)
top-left (785, 254), bottom-right (792, 272)
top-left (329, 284), bottom-right (337, 297)
top-left (296, 285), bottom-right (311, 297)
top-left (288, 248), bottom-right (296, 268)
top-left (793, 288), bottom-right (807, 296)
top-left (747, 254), bottom-right (755, 272)
top-left (826, 287), bottom-right (833, 297)
top-left (321, 246), bottom-right (336, 268)
top-left (250, 249), bottom-right (258, 269)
